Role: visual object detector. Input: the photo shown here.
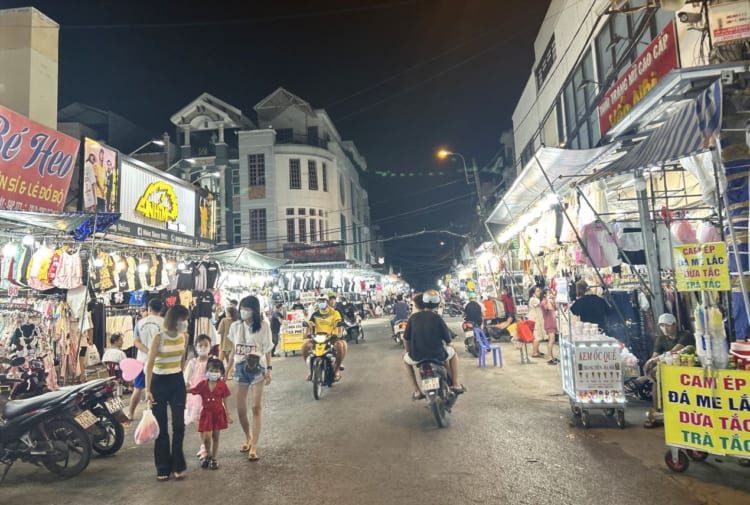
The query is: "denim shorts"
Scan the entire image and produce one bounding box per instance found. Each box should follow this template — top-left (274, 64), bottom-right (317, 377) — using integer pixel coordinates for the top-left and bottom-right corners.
top-left (234, 361), bottom-right (266, 386)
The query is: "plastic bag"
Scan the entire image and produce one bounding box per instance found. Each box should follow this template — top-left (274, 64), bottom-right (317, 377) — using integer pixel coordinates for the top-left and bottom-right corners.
top-left (134, 409), bottom-right (160, 445)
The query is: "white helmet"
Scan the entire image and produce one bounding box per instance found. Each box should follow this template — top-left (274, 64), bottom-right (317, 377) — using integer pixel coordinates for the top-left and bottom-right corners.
top-left (423, 289), bottom-right (441, 308)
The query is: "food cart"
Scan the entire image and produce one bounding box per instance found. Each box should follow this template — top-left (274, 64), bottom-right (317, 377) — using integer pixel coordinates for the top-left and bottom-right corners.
top-left (280, 310), bottom-right (306, 357)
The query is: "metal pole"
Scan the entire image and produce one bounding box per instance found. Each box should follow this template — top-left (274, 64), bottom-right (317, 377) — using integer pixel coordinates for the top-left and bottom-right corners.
top-left (634, 171), bottom-right (666, 317)
top-left (472, 158), bottom-right (484, 216)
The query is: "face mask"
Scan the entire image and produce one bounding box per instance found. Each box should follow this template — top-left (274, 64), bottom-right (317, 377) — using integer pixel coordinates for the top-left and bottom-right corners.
top-left (177, 321), bottom-right (188, 333)
top-left (206, 371), bottom-right (221, 381)
top-left (196, 348), bottom-right (209, 357)
top-left (241, 309), bottom-right (252, 321)
top-left (318, 303), bottom-right (327, 310)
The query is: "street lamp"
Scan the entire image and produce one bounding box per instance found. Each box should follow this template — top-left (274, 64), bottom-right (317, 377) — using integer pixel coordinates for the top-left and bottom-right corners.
top-left (436, 148), bottom-right (484, 215)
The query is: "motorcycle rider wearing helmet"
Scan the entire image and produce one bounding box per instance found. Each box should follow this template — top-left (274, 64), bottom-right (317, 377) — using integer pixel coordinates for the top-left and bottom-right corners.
top-left (463, 292), bottom-right (483, 328)
top-left (302, 295), bottom-right (345, 382)
top-left (403, 289), bottom-right (465, 400)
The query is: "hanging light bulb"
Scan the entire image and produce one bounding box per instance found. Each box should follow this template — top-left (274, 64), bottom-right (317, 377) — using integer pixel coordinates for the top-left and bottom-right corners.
top-left (3, 243), bottom-right (17, 258)
top-left (138, 263), bottom-right (149, 274)
top-left (165, 261), bottom-right (175, 271)
top-left (22, 235), bottom-right (34, 246)
top-left (93, 257), bottom-right (104, 268)
top-left (177, 262), bottom-right (186, 270)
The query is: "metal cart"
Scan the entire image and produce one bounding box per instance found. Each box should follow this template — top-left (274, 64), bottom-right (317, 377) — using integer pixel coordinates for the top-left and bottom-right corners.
top-left (560, 333), bottom-right (627, 429)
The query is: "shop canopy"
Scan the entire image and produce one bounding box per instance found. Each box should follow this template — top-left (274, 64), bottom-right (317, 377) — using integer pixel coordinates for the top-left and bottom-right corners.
top-left (207, 247), bottom-right (286, 271)
top-left (484, 144), bottom-right (622, 227)
top-left (0, 210), bottom-right (119, 240)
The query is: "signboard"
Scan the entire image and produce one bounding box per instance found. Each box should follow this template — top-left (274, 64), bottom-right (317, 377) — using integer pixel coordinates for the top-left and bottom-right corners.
top-left (0, 105), bottom-right (79, 212)
top-left (283, 241), bottom-right (346, 262)
top-left (573, 345), bottom-right (623, 396)
top-left (114, 158), bottom-right (212, 247)
top-left (709, 1), bottom-right (750, 45)
top-left (598, 22), bottom-right (678, 135)
top-left (82, 138), bottom-right (118, 213)
top-left (534, 34), bottom-right (557, 90)
top-left (673, 242), bottom-right (730, 292)
top-left (661, 365), bottom-right (750, 458)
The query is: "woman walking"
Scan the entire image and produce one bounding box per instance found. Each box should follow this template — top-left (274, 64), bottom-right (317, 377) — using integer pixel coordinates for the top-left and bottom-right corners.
top-left (227, 296), bottom-right (273, 461)
top-left (527, 286), bottom-right (546, 359)
top-left (541, 288), bottom-right (558, 364)
top-left (145, 304), bottom-right (190, 481)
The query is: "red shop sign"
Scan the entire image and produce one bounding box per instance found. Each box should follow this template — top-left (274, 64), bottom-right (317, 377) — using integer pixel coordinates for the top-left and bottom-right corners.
top-left (597, 22), bottom-right (679, 136)
top-left (0, 106), bottom-right (80, 212)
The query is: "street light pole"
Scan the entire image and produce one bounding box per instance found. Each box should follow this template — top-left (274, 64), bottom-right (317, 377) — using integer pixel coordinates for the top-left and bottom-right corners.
top-left (437, 149), bottom-right (484, 216)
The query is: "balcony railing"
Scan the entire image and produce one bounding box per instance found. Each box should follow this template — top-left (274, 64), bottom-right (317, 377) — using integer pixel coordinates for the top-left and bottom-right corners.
top-left (275, 132), bottom-right (329, 149)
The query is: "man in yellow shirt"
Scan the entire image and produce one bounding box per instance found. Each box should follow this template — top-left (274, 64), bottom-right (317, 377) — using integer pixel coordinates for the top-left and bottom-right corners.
top-left (302, 296), bottom-right (344, 381)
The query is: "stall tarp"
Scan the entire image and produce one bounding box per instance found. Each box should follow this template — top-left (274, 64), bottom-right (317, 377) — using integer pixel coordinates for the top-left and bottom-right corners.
top-left (593, 79), bottom-right (722, 178)
top-left (485, 144), bottom-right (620, 227)
top-left (0, 209), bottom-right (119, 236)
top-left (207, 247), bottom-right (286, 271)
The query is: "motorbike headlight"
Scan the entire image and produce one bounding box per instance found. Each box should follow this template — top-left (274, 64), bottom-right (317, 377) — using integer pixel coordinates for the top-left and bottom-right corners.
top-left (313, 334), bottom-right (328, 344)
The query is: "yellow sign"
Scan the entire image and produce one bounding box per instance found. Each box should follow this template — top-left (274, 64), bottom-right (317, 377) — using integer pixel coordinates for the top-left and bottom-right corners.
top-left (672, 242), bottom-right (729, 292)
top-left (445, 274), bottom-right (452, 281)
top-left (135, 181), bottom-right (179, 222)
top-left (661, 365), bottom-right (750, 457)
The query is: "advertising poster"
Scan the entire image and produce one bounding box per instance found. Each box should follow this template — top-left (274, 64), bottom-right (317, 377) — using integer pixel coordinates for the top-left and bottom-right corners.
top-left (661, 365), bottom-right (750, 457)
top-left (0, 105), bottom-right (80, 212)
top-left (672, 242), bottom-right (730, 292)
top-left (196, 191), bottom-right (215, 241)
top-left (709, 1), bottom-right (750, 45)
top-left (573, 345), bottom-right (623, 403)
top-left (83, 138), bottom-right (119, 213)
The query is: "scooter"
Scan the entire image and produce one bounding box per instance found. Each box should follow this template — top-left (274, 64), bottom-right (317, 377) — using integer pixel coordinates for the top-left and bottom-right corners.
top-left (0, 382), bottom-right (93, 480)
top-left (415, 360), bottom-right (459, 428)
top-left (305, 327), bottom-right (339, 400)
top-left (1, 357), bottom-right (126, 456)
top-left (342, 312), bottom-right (364, 344)
top-left (392, 320), bottom-right (407, 348)
top-left (462, 321), bottom-right (480, 357)
top-left (443, 303), bottom-right (463, 318)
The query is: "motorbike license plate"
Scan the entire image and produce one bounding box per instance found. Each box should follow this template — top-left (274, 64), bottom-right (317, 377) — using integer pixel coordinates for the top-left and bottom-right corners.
top-left (422, 378), bottom-right (440, 391)
top-left (105, 397), bottom-right (124, 414)
top-left (75, 410), bottom-right (98, 429)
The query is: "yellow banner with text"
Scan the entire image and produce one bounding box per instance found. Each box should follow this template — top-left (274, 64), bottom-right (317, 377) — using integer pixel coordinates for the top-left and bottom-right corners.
top-left (672, 242), bottom-right (729, 292)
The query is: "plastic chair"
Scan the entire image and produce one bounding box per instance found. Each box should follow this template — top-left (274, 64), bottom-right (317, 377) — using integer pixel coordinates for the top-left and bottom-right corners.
top-left (476, 328), bottom-right (503, 368)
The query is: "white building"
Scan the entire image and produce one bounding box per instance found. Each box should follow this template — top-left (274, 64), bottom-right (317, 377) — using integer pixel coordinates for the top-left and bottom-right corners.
top-left (237, 88), bottom-right (371, 264)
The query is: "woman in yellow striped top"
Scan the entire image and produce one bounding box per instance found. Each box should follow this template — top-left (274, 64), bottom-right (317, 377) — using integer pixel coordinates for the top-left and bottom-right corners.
top-left (145, 305), bottom-right (190, 481)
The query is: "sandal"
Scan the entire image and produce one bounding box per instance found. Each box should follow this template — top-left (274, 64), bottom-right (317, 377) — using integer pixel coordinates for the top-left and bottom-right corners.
top-left (334, 372), bottom-right (342, 382)
top-left (248, 449), bottom-right (259, 462)
top-left (157, 475), bottom-right (170, 482)
top-left (240, 435), bottom-right (253, 453)
top-left (451, 384), bottom-right (466, 395)
top-left (172, 471), bottom-right (186, 480)
top-left (306, 374), bottom-right (312, 382)
top-left (209, 459), bottom-right (219, 470)
top-left (643, 419), bottom-right (663, 429)
top-left (531, 353), bottom-right (545, 358)
top-left (412, 391), bottom-right (425, 401)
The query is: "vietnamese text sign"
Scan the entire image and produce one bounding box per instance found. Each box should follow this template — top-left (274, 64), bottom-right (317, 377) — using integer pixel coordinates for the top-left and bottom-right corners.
top-left (598, 22), bottom-right (678, 136)
top-left (661, 365), bottom-right (750, 457)
top-left (673, 242), bottom-right (729, 292)
top-left (573, 344), bottom-right (624, 403)
top-left (0, 105), bottom-right (80, 212)
top-left (709, 1), bottom-right (750, 45)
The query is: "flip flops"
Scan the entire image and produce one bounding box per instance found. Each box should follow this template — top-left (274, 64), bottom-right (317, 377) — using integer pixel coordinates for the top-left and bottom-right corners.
top-left (240, 435), bottom-right (253, 453)
top-left (248, 449), bottom-right (259, 462)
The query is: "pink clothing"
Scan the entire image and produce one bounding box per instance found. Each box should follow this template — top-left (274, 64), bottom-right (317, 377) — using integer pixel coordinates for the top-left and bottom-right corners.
top-left (541, 298), bottom-right (558, 334)
top-left (184, 358), bottom-right (208, 425)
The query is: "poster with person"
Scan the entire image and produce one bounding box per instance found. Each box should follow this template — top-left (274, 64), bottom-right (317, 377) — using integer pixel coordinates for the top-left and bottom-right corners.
top-left (84, 138), bottom-right (119, 213)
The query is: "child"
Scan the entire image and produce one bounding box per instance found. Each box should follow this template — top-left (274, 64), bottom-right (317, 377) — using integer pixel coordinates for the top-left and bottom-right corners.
top-left (185, 334), bottom-right (211, 457)
top-left (101, 333), bottom-right (127, 363)
top-left (188, 358), bottom-right (232, 470)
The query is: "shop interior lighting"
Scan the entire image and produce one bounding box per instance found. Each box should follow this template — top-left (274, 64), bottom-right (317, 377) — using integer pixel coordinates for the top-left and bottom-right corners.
top-left (2, 243), bottom-right (16, 258)
top-left (177, 262), bottom-right (186, 270)
top-left (138, 263), bottom-right (149, 273)
top-left (93, 257), bottom-right (104, 268)
top-left (22, 235), bottom-right (35, 246)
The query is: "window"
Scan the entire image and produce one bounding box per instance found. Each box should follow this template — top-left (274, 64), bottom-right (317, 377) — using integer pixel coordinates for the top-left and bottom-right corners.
top-left (231, 167), bottom-right (240, 197)
top-left (561, 50), bottom-right (599, 149)
top-left (233, 213), bottom-right (241, 245)
top-left (322, 163), bottom-right (328, 192)
top-left (286, 219), bottom-right (295, 243)
top-left (318, 209), bottom-right (323, 216)
top-left (307, 126), bottom-right (319, 146)
top-left (340, 215), bottom-right (347, 244)
top-left (286, 208), bottom-right (294, 215)
top-left (276, 128), bottom-right (293, 143)
top-left (310, 219), bottom-right (316, 242)
top-left (319, 219), bottom-right (324, 241)
top-left (298, 208), bottom-right (306, 215)
top-left (248, 154), bottom-right (265, 186)
top-left (289, 159), bottom-right (301, 189)
top-left (308, 160), bottom-right (318, 190)
top-left (298, 218), bottom-right (307, 243)
top-left (249, 209), bottom-right (267, 241)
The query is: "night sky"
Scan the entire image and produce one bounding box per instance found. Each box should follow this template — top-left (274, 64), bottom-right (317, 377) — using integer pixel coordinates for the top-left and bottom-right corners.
top-left (4, 0), bottom-right (550, 289)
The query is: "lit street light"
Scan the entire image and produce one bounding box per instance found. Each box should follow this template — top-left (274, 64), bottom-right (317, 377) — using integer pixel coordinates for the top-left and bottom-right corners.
top-left (437, 148), bottom-right (484, 216)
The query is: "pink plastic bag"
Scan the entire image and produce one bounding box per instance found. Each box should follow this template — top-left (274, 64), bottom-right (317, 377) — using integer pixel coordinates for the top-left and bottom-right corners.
top-left (134, 409), bottom-right (159, 445)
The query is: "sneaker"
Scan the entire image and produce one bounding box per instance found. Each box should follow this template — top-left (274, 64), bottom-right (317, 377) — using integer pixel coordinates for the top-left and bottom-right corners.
top-left (201, 457), bottom-right (210, 469)
top-left (209, 459), bottom-right (219, 470)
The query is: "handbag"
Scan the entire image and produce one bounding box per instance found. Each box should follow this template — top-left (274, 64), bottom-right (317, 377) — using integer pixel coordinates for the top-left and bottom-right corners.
top-left (86, 345), bottom-right (101, 366)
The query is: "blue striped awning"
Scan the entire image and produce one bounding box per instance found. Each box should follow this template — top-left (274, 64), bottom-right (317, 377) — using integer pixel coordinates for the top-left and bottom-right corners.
top-left (602, 79), bottom-right (722, 174)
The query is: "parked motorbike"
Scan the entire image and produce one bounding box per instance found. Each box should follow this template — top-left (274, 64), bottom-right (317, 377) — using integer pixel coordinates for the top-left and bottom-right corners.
top-left (443, 303), bottom-right (463, 318)
top-left (392, 319), bottom-right (407, 348)
top-left (1, 357), bottom-right (126, 456)
top-left (0, 382), bottom-right (93, 480)
top-left (415, 359), bottom-right (459, 428)
top-left (462, 321), bottom-right (480, 357)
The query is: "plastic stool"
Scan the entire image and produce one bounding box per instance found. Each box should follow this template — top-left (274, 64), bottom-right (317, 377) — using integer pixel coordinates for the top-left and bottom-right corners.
top-left (479, 345), bottom-right (503, 368)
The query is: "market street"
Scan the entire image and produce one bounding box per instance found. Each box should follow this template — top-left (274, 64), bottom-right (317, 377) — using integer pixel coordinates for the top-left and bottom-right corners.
top-left (3, 318), bottom-right (748, 505)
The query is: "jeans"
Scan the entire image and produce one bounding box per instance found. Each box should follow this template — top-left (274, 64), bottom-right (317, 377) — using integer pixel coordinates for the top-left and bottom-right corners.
top-left (151, 372), bottom-right (186, 476)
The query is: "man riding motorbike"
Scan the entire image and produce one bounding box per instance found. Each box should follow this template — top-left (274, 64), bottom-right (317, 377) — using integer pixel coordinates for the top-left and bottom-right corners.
top-left (302, 296), bottom-right (345, 382)
top-left (390, 294), bottom-right (410, 332)
top-left (403, 289), bottom-right (465, 400)
top-left (463, 292), bottom-right (483, 328)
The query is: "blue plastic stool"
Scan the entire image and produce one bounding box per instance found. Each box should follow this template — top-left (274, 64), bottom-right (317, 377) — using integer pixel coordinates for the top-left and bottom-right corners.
top-left (476, 329), bottom-right (503, 368)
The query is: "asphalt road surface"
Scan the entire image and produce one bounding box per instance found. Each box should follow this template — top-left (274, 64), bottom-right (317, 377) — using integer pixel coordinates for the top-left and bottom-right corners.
top-left (3, 318), bottom-right (747, 504)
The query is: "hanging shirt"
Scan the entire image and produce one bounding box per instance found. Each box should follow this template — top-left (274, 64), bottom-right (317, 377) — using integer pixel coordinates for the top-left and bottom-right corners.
top-left (205, 261), bottom-right (221, 289)
top-left (177, 262), bottom-right (196, 290)
top-left (53, 250), bottom-right (83, 289)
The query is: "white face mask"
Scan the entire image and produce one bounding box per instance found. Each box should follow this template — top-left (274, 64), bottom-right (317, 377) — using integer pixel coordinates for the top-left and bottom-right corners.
top-left (206, 371), bottom-right (221, 381)
top-left (241, 309), bottom-right (252, 321)
top-left (177, 321), bottom-right (188, 333)
top-left (196, 347), bottom-right (209, 357)
top-left (318, 303), bottom-right (327, 310)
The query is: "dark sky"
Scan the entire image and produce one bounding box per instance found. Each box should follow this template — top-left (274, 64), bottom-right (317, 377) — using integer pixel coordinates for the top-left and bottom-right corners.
top-left (6, 0), bottom-right (550, 289)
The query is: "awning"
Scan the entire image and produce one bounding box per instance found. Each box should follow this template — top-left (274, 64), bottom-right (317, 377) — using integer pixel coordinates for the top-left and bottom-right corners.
top-left (0, 210), bottom-right (120, 240)
top-left (206, 247), bottom-right (286, 271)
top-left (593, 79), bottom-right (722, 178)
top-left (485, 144), bottom-right (622, 227)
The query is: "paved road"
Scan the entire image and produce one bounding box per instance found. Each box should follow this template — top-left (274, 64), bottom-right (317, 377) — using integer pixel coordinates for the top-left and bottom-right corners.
top-left (3, 318), bottom-right (748, 504)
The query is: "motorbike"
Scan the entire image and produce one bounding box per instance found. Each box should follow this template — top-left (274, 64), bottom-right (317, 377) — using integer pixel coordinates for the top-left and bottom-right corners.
top-left (392, 319), bottom-right (407, 348)
top-left (1, 357), bottom-right (126, 456)
top-left (415, 359), bottom-right (459, 428)
top-left (462, 321), bottom-right (480, 357)
top-left (443, 303), bottom-right (463, 318)
top-left (342, 311), bottom-right (364, 344)
top-left (0, 378), bottom-right (93, 480)
top-left (304, 321), bottom-right (342, 400)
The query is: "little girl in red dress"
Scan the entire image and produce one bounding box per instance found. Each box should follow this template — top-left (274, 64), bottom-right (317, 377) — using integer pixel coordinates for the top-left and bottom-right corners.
top-left (188, 358), bottom-right (232, 470)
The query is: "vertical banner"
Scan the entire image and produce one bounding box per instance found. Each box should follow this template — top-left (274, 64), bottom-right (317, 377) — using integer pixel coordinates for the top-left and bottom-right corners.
top-left (0, 105), bottom-right (80, 212)
top-left (83, 138), bottom-right (119, 213)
